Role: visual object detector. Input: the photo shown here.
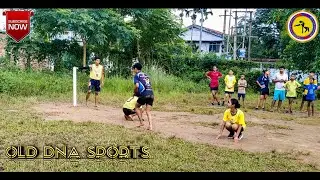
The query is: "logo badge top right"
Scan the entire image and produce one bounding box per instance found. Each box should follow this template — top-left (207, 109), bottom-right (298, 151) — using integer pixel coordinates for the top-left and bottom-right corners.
top-left (287, 10), bottom-right (319, 43)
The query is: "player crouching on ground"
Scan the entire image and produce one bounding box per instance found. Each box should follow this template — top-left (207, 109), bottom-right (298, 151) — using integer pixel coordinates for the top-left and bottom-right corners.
top-left (123, 95), bottom-right (144, 121)
top-left (216, 98), bottom-right (246, 143)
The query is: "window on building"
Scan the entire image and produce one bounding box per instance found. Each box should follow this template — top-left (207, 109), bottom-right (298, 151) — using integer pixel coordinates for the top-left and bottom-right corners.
top-left (209, 42), bottom-right (220, 53)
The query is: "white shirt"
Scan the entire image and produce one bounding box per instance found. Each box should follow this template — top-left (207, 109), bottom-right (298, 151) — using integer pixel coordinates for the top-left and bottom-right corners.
top-left (273, 72), bottom-right (288, 90)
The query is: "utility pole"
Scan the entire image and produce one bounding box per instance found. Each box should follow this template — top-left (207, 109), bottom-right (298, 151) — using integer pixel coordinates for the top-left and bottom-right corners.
top-left (241, 9), bottom-right (247, 60)
top-left (232, 9), bottom-right (254, 60)
top-left (242, 9), bottom-right (247, 49)
top-left (227, 9), bottom-right (232, 55)
top-left (219, 9), bottom-right (233, 55)
top-left (233, 11), bottom-right (238, 60)
top-left (248, 11), bottom-right (253, 61)
top-left (222, 9), bottom-right (227, 53)
top-left (199, 8), bottom-right (204, 53)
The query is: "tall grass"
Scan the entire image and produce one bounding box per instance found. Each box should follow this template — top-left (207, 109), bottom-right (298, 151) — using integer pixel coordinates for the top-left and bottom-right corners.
top-left (0, 70), bottom-right (72, 97)
top-left (100, 65), bottom-right (208, 95)
top-left (0, 66), bottom-right (208, 98)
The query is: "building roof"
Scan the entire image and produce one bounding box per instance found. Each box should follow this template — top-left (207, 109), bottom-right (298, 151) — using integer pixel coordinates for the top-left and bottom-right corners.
top-left (186, 25), bottom-right (223, 38)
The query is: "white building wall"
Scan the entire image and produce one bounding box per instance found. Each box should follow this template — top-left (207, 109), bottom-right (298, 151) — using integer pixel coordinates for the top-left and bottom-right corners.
top-left (181, 28), bottom-right (223, 42)
top-left (192, 42), bottom-right (222, 55)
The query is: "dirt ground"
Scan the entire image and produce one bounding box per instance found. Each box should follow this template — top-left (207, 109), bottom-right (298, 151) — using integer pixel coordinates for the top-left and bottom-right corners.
top-left (33, 102), bottom-right (320, 168)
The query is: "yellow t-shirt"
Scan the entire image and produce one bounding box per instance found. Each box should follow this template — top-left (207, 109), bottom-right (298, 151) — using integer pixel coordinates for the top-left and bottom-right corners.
top-left (123, 96), bottom-right (138, 110)
top-left (89, 64), bottom-right (103, 80)
top-left (284, 80), bottom-right (301, 97)
top-left (223, 109), bottom-right (246, 129)
top-left (123, 96), bottom-right (143, 110)
top-left (303, 78), bottom-right (318, 95)
top-left (224, 75), bottom-right (237, 92)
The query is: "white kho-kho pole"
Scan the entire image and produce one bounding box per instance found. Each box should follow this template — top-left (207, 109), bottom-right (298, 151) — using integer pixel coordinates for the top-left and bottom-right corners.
top-left (73, 67), bottom-right (78, 107)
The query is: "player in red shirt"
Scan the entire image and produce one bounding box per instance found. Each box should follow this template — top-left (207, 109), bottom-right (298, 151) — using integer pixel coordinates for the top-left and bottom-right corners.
top-left (206, 66), bottom-right (223, 105)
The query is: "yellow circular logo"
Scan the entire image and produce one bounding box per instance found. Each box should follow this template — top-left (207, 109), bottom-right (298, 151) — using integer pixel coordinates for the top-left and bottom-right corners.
top-left (287, 10), bottom-right (319, 43)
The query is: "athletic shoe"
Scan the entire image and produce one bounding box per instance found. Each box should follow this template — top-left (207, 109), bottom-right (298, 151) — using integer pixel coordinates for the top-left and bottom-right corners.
top-left (217, 102), bottom-right (220, 106)
top-left (211, 103), bottom-right (214, 106)
top-left (227, 132), bottom-right (234, 139)
top-left (238, 133), bottom-right (243, 140)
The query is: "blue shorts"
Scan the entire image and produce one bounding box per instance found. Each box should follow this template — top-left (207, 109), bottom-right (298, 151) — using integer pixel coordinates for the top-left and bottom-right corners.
top-left (238, 93), bottom-right (246, 99)
top-left (88, 79), bottom-right (101, 92)
top-left (273, 90), bottom-right (285, 101)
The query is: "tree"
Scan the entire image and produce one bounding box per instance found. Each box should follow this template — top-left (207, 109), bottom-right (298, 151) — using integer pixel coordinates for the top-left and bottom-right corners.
top-left (271, 9), bottom-right (320, 73)
top-left (119, 9), bottom-right (191, 67)
top-left (32, 9), bottom-right (139, 67)
top-left (178, 8), bottom-right (213, 52)
top-left (249, 9), bottom-right (282, 59)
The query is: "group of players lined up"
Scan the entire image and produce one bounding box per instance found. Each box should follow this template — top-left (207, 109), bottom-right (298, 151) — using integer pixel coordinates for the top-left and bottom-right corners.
top-left (84, 57), bottom-right (319, 143)
top-left (205, 66), bottom-right (320, 117)
top-left (85, 58), bottom-right (248, 142)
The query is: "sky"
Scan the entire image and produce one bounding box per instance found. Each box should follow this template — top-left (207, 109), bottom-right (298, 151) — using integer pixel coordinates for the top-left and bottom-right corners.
top-left (0, 9), bottom-right (5, 30)
top-left (173, 9), bottom-right (256, 33)
top-left (0, 8), bottom-right (256, 34)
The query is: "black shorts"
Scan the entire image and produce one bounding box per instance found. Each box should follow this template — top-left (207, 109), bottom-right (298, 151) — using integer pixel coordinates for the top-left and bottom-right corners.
top-left (238, 127), bottom-right (244, 132)
top-left (227, 125), bottom-right (244, 132)
top-left (210, 87), bottom-right (218, 91)
top-left (238, 93), bottom-right (246, 99)
top-left (88, 79), bottom-right (100, 92)
top-left (306, 99), bottom-right (314, 102)
top-left (137, 94), bottom-right (154, 106)
top-left (260, 88), bottom-right (269, 95)
top-left (123, 108), bottom-right (136, 116)
top-left (302, 95), bottom-right (307, 101)
top-left (225, 91), bottom-right (234, 94)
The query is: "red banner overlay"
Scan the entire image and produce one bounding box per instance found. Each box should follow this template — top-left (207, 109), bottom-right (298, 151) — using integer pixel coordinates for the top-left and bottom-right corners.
top-left (2, 10), bottom-right (34, 43)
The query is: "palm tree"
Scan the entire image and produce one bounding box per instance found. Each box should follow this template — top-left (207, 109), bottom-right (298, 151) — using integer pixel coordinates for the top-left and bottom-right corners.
top-left (179, 8), bottom-right (213, 52)
top-left (191, 14), bottom-right (196, 42)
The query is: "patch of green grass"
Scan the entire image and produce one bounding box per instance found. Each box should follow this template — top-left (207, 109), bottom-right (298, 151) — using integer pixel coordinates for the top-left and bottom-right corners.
top-left (0, 98), bottom-right (318, 172)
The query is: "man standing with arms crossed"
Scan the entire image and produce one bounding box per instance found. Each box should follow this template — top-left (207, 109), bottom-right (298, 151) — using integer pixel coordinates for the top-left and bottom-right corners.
top-left (132, 63), bottom-right (154, 131)
top-left (270, 66), bottom-right (288, 112)
top-left (86, 56), bottom-right (104, 107)
top-left (206, 66), bottom-right (223, 106)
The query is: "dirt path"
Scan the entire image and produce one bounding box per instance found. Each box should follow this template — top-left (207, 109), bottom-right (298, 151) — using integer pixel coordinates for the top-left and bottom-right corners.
top-left (33, 102), bottom-right (320, 167)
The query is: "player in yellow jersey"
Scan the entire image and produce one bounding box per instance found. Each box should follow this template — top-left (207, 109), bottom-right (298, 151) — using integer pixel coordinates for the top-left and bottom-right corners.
top-left (123, 96), bottom-right (144, 121)
top-left (284, 74), bottom-right (301, 113)
top-left (86, 56), bottom-right (104, 107)
top-left (216, 98), bottom-right (246, 143)
top-left (223, 70), bottom-right (237, 106)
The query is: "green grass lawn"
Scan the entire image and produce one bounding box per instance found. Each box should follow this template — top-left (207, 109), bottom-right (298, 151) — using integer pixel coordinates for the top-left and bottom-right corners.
top-left (0, 70), bottom-right (319, 171)
top-left (0, 96), bottom-right (319, 172)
